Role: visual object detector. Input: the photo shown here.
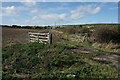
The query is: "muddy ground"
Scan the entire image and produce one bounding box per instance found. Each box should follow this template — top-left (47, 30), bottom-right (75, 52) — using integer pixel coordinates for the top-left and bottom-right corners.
top-left (71, 45), bottom-right (120, 71)
top-left (92, 52), bottom-right (120, 71)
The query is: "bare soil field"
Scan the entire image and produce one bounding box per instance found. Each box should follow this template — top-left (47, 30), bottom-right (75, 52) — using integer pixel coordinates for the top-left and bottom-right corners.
top-left (2, 27), bottom-right (65, 46)
top-left (2, 27), bottom-right (49, 46)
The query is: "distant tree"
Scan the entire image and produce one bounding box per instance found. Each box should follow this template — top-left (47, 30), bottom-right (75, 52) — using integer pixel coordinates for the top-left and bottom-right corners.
top-left (12, 25), bottom-right (21, 28)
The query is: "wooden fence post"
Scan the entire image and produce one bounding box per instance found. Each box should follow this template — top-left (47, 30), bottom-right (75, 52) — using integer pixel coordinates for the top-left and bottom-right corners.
top-left (38, 34), bottom-right (39, 43)
top-left (28, 32), bottom-right (30, 42)
top-left (85, 33), bottom-right (88, 43)
top-left (49, 33), bottom-right (52, 45)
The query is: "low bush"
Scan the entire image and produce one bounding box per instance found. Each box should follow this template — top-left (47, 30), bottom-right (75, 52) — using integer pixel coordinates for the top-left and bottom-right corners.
top-left (79, 27), bottom-right (91, 37)
top-left (79, 27), bottom-right (91, 34)
top-left (60, 26), bottom-right (91, 36)
top-left (64, 27), bottom-right (76, 34)
top-left (93, 26), bottom-right (120, 43)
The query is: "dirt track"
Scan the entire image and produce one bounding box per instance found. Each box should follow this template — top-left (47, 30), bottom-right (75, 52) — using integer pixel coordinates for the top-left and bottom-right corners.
top-left (71, 45), bottom-right (120, 71)
top-left (92, 52), bottom-right (120, 71)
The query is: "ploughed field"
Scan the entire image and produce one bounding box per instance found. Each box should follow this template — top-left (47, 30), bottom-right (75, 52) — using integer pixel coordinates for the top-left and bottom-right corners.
top-left (2, 27), bottom-right (65, 46)
top-left (2, 27), bottom-right (48, 46)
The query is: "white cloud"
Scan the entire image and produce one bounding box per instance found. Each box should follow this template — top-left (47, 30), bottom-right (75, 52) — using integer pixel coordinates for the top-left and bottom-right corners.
top-left (39, 13), bottom-right (67, 22)
top-left (92, 7), bottom-right (101, 14)
top-left (2, 6), bottom-right (19, 16)
top-left (42, 0), bottom-right (46, 2)
top-left (31, 9), bottom-right (38, 13)
top-left (1, 2), bottom-right (103, 26)
top-left (59, 13), bottom-right (67, 20)
top-left (70, 5), bottom-right (86, 20)
top-left (70, 5), bottom-right (101, 20)
top-left (24, 2), bottom-right (36, 6)
top-left (32, 16), bottom-right (38, 20)
top-left (22, 0), bottom-right (36, 6)
top-left (71, 13), bottom-right (84, 20)
top-left (1, 5), bottom-right (36, 16)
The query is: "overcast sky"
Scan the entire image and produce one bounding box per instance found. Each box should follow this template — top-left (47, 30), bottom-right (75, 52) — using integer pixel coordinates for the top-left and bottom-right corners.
top-left (1, 2), bottom-right (118, 26)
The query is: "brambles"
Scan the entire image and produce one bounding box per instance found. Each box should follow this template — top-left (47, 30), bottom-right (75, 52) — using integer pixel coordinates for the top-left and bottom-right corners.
top-left (64, 27), bottom-right (76, 34)
top-left (79, 27), bottom-right (91, 35)
top-left (93, 26), bottom-right (120, 43)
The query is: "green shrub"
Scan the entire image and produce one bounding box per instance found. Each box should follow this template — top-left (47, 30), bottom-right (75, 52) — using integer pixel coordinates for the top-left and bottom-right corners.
top-left (65, 27), bottom-right (76, 34)
top-left (61, 26), bottom-right (81, 34)
top-left (93, 26), bottom-right (120, 43)
top-left (79, 27), bottom-right (91, 34)
top-left (79, 27), bottom-right (91, 37)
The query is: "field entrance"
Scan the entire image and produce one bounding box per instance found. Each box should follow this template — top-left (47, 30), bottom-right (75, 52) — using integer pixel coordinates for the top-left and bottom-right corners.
top-left (2, 27), bottom-right (120, 79)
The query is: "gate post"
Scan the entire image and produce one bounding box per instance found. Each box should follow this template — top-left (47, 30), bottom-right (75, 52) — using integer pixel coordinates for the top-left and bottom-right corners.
top-left (85, 33), bottom-right (88, 43)
top-left (49, 33), bottom-right (52, 45)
